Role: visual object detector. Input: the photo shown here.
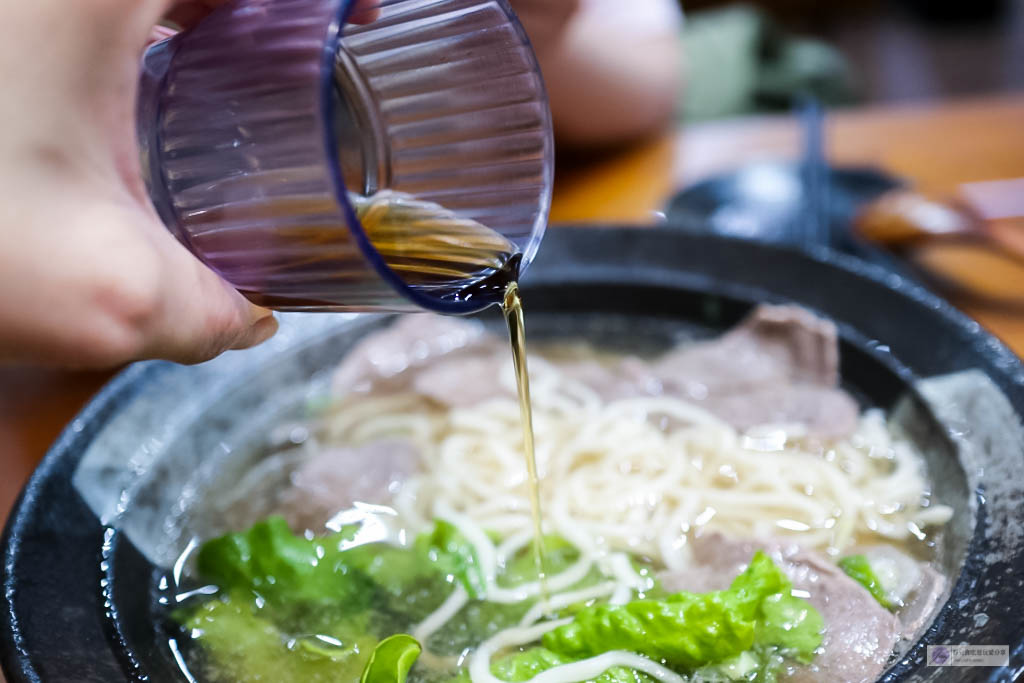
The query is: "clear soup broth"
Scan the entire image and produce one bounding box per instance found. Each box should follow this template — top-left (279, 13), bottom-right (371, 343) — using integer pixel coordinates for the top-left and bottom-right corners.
top-left (158, 306), bottom-right (951, 683)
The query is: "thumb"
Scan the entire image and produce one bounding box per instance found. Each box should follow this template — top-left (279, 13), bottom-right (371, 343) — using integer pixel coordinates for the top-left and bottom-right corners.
top-left (140, 235), bottom-right (279, 364)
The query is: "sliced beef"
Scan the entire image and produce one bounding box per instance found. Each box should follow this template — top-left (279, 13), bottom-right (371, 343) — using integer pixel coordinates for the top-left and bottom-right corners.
top-left (655, 305), bottom-right (840, 394)
top-left (529, 305), bottom-right (858, 437)
top-left (893, 562), bottom-right (945, 638)
top-left (660, 533), bottom-right (901, 683)
top-left (653, 305), bottom-right (859, 437)
top-left (701, 385), bottom-right (859, 438)
top-left (329, 305), bottom-right (859, 437)
top-left (277, 439), bottom-right (419, 531)
top-left (332, 315), bottom-right (486, 395)
top-left (725, 304), bottom-right (842, 386)
top-left (556, 355), bottom-right (663, 401)
top-left (410, 350), bottom-right (510, 408)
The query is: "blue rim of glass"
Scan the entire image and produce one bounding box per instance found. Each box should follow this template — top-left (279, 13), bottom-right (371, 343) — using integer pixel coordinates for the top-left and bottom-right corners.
top-left (319, 0), bottom-right (553, 314)
top-left (500, 0), bottom-right (553, 271)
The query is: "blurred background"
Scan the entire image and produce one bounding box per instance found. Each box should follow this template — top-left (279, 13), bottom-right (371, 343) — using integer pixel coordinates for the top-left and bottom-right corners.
top-left (676, 0), bottom-right (1024, 120)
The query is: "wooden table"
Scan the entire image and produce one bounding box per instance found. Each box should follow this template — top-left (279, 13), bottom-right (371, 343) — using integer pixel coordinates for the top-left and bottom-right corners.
top-left (2, 94), bottom-right (1024, 531)
top-left (551, 93), bottom-right (1024, 354)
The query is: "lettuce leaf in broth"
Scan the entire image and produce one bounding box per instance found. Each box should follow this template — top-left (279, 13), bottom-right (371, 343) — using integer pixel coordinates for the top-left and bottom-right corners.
top-left (181, 519), bottom-right (824, 683)
top-left (195, 516), bottom-right (457, 622)
top-left (755, 593), bottom-right (824, 662)
top-left (838, 554), bottom-right (894, 609)
top-left (195, 516), bottom-right (368, 606)
top-left (361, 634), bottom-right (423, 683)
top-left (446, 648), bottom-right (654, 683)
top-left (415, 520), bottom-right (487, 598)
top-left (182, 596), bottom-right (375, 682)
top-left (542, 551), bottom-right (822, 670)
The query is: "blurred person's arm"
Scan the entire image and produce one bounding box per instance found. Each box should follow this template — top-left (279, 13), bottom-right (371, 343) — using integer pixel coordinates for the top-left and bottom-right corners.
top-left (514, 0), bottom-right (684, 147)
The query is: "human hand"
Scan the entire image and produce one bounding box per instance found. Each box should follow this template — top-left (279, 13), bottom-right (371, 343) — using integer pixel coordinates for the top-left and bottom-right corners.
top-left (0, 0), bottom-right (277, 367)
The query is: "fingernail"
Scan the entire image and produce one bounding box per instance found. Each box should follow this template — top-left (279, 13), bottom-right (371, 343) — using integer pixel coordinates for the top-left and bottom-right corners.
top-left (248, 304), bottom-right (275, 323)
top-left (232, 315), bottom-right (279, 350)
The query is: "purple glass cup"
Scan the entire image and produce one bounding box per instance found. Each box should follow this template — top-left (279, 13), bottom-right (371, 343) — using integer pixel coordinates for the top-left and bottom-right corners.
top-left (138, 0), bottom-right (552, 313)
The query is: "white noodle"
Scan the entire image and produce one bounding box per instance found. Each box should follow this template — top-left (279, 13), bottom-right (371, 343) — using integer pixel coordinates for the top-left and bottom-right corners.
top-left (527, 652), bottom-right (687, 683)
top-left (413, 584), bottom-right (468, 645)
top-left (432, 502), bottom-right (598, 604)
top-left (334, 369), bottom-right (952, 564)
top-left (311, 338), bottom-right (952, 681)
top-left (605, 553), bottom-right (649, 594)
top-left (469, 618), bottom-right (685, 683)
top-left (518, 581), bottom-right (617, 627)
top-left (468, 619), bottom-right (571, 683)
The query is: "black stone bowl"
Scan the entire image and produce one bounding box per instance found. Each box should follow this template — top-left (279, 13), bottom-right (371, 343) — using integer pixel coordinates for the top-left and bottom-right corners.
top-left (3, 228), bottom-right (1024, 682)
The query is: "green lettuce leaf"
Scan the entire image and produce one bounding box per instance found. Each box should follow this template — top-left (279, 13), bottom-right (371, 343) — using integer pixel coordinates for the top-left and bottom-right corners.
top-left (491, 647), bottom-right (654, 682)
top-left (192, 521), bottom-right (823, 683)
top-left (542, 551), bottom-right (823, 670)
top-left (838, 554), bottom-right (893, 609)
top-left (491, 647), bottom-right (569, 680)
top-left (196, 516), bottom-right (370, 605)
top-left (343, 542), bottom-right (451, 622)
top-left (183, 595), bottom-right (375, 682)
top-left (541, 593), bottom-right (756, 669)
top-left (698, 646), bottom-right (785, 683)
top-left (415, 520), bottom-right (487, 598)
top-left (447, 647), bottom-right (654, 683)
top-left (360, 634), bottom-right (421, 683)
top-left (449, 646), bottom-right (785, 683)
top-left (195, 516), bottom-right (452, 620)
top-left (756, 593), bottom-right (824, 662)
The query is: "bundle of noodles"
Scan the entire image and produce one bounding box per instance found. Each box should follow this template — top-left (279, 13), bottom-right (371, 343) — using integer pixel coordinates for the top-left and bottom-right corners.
top-left (293, 305), bottom-right (953, 565)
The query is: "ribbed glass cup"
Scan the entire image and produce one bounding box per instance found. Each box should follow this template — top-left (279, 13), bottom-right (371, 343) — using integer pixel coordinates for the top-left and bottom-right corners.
top-left (137, 0), bottom-right (553, 313)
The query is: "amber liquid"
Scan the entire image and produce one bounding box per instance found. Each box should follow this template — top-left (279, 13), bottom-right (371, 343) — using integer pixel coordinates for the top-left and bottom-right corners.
top-left (354, 193), bottom-right (516, 294)
top-left (239, 192), bottom-right (521, 310)
top-left (502, 281), bottom-right (549, 596)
